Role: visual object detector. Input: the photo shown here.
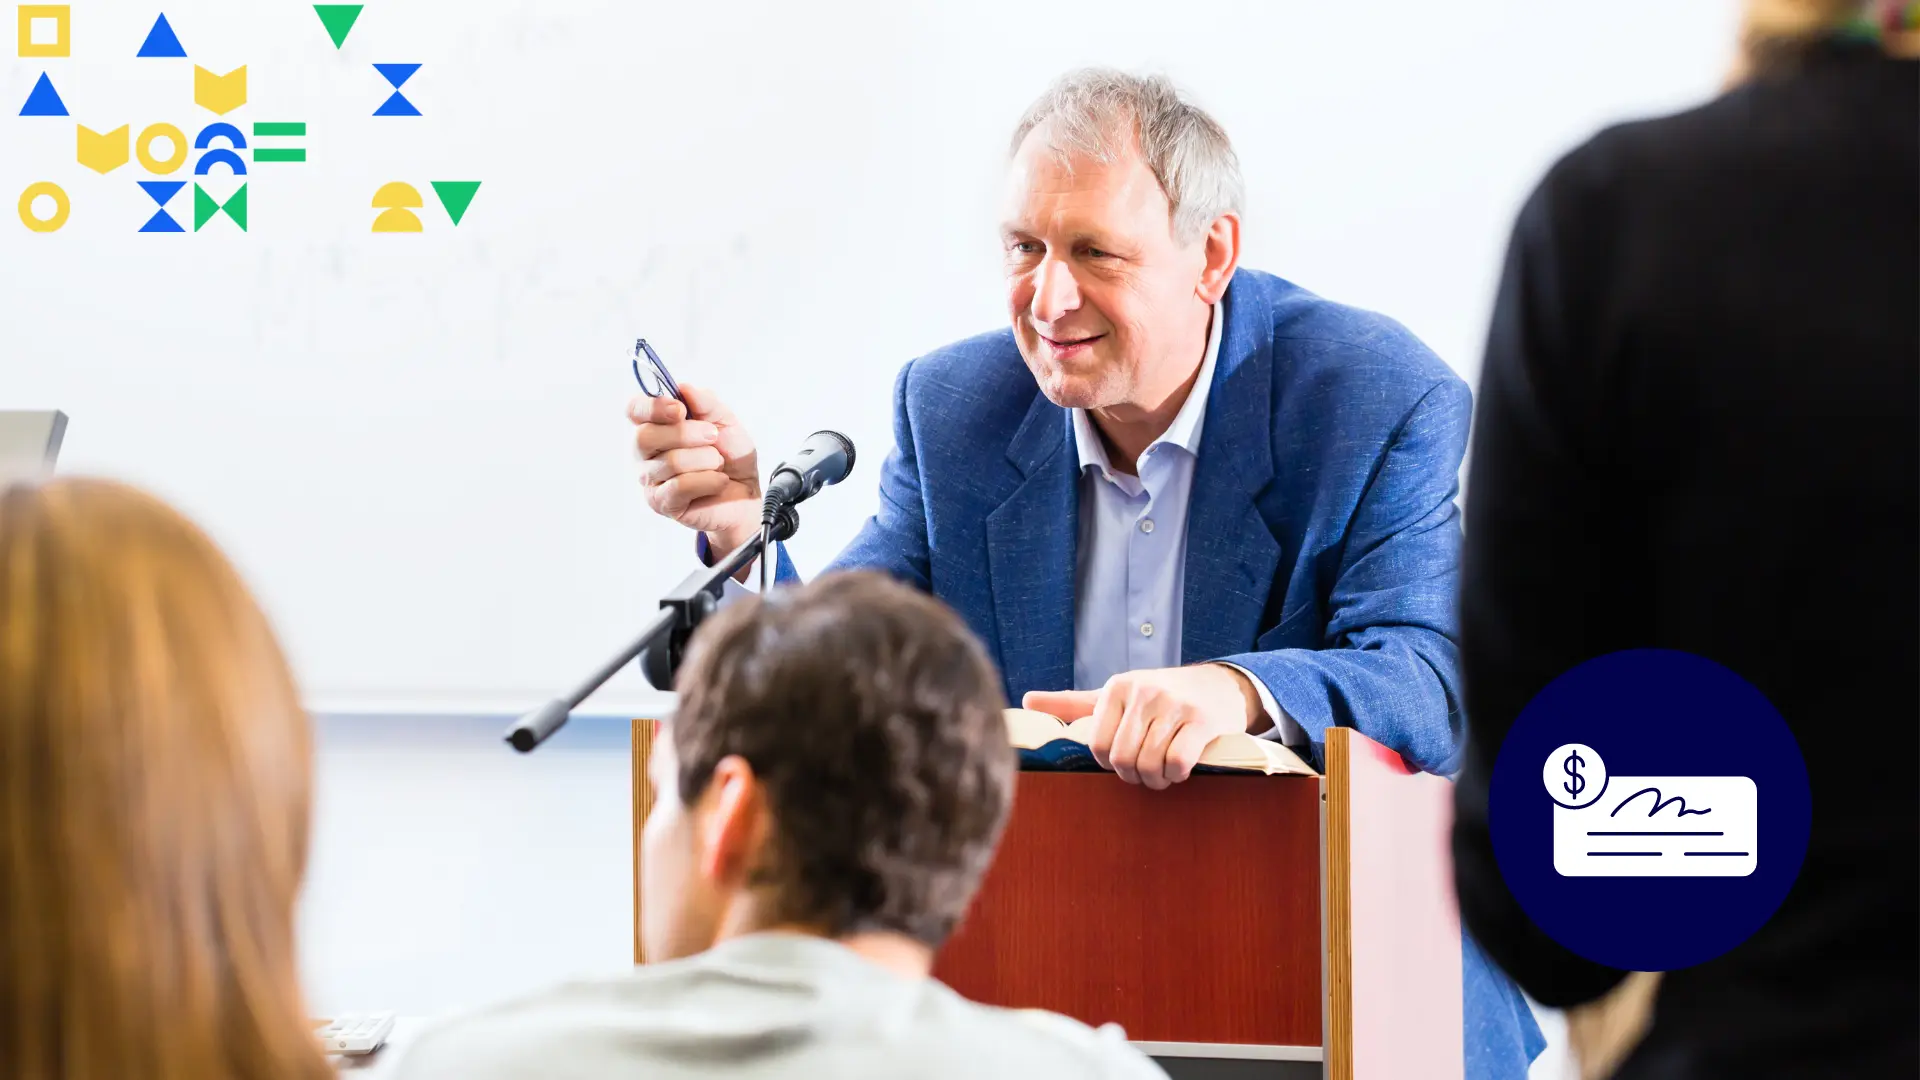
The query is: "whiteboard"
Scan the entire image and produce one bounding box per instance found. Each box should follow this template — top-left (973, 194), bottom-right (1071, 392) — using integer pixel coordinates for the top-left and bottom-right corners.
top-left (0, 0), bottom-right (1738, 714)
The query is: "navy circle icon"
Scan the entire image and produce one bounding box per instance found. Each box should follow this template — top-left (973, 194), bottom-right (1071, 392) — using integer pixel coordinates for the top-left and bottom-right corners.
top-left (1488, 649), bottom-right (1811, 972)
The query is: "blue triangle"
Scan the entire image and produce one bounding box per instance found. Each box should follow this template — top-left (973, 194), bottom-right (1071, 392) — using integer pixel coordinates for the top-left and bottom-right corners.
top-left (140, 210), bottom-right (186, 233)
top-left (138, 180), bottom-right (186, 206)
top-left (373, 63), bottom-right (421, 88)
top-left (137, 14), bottom-right (188, 58)
top-left (20, 72), bottom-right (68, 117)
top-left (373, 91), bottom-right (420, 117)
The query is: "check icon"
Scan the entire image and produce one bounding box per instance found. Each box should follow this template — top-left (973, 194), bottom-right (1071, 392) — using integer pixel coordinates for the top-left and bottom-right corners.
top-left (1553, 776), bottom-right (1758, 877)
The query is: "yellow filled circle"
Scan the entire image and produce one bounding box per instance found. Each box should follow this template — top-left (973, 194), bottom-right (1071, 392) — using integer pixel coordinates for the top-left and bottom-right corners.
top-left (137, 123), bottom-right (188, 175)
top-left (18, 182), bottom-right (69, 232)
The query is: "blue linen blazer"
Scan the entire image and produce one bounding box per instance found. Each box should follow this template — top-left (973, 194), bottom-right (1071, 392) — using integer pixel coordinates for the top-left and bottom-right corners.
top-left (772, 267), bottom-right (1543, 1075)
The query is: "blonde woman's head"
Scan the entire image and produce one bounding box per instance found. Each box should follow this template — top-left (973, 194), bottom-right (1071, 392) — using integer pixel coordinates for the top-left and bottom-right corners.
top-left (1732, 0), bottom-right (1915, 82)
top-left (0, 478), bottom-right (329, 1080)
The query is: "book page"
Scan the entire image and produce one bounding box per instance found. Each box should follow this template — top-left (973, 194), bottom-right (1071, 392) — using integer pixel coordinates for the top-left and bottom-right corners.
top-left (1004, 708), bottom-right (1070, 750)
top-left (1201, 732), bottom-right (1316, 775)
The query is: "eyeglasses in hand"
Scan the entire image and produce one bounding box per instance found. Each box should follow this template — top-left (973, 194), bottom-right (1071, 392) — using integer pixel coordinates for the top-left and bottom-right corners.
top-left (630, 339), bottom-right (683, 402)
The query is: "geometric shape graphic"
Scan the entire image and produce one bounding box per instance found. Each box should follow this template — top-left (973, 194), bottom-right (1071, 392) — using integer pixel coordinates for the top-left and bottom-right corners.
top-left (19, 70), bottom-right (66, 116)
top-left (372, 62), bottom-right (420, 116)
top-left (1486, 648), bottom-right (1810, 973)
top-left (192, 121), bottom-right (247, 175)
top-left (76, 123), bottom-right (131, 174)
top-left (193, 181), bottom-right (245, 231)
top-left (17, 4), bottom-right (69, 58)
top-left (429, 180), bottom-right (479, 226)
top-left (137, 178), bottom-right (186, 232)
top-left (251, 120), bottom-right (305, 162)
top-left (313, 3), bottom-right (361, 49)
top-left (18, 180), bottom-right (69, 232)
top-left (136, 122), bottom-right (187, 173)
top-left (193, 64), bottom-right (246, 115)
top-left (371, 180), bottom-right (422, 232)
top-left (193, 120), bottom-right (245, 150)
top-left (136, 12), bottom-right (186, 58)
top-left (193, 149), bottom-right (245, 176)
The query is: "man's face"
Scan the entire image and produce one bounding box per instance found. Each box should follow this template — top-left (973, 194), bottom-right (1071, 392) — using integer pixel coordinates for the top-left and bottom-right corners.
top-left (1001, 130), bottom-right (1212, 412)
top-left (639, 734), bottom-right (727, 962)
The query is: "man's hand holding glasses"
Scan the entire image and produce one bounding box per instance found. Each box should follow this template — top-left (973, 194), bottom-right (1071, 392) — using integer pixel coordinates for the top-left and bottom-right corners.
top-left (627, 339), bottom-right (765, 574)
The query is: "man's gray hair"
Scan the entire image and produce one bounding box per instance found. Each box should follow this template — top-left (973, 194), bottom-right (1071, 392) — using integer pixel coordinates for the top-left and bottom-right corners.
top-left (1010, 68), bottom-right (1245, 245)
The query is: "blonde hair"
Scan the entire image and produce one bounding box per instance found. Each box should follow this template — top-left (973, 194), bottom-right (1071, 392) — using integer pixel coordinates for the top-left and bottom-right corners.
top-left (1731, 0), bottom-right (1913, 81)
top-left (0, 479), bottom-right (330, 1080)
top-left (1566, 972), bottom-right (1663, 1079)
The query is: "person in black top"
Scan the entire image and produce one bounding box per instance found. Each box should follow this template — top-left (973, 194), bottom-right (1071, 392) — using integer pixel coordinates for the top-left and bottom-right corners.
top-left (1451, 1), bottom-right (1919, 1077)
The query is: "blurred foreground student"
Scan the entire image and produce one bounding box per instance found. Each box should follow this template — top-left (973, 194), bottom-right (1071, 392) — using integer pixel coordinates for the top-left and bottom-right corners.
top-left (396, 572), bottom-right (1166, 1079)
top-left (0, 479), bottom-right (333, 1080)
top-left (1453, 1), bottom-right (1918, 1077)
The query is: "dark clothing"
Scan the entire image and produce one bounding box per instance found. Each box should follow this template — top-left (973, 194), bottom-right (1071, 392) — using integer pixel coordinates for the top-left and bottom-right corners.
top-left (1453, 41), bottom-right (1919, 1079)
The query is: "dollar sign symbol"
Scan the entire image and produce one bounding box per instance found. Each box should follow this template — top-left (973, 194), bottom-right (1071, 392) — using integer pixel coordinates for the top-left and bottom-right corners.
top-left (1562, 749), bottom-right (1586, 798)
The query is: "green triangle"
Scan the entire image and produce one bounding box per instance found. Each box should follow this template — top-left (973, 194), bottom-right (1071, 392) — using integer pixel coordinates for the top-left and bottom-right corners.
top-left (225, 183), bottom-right (248, 231)
top-left (431, 181), bottom-right (481, 226)
top-left (314, 5), bottom-right (364, 49)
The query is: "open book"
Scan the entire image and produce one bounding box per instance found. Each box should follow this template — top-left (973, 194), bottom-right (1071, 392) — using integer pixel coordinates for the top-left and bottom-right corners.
top-left (1005, 708), bottom-right (1316, 776)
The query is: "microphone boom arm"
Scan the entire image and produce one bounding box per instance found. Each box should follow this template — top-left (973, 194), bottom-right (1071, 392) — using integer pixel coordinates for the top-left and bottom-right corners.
top-left (504, 515), bottom-right (796, 753)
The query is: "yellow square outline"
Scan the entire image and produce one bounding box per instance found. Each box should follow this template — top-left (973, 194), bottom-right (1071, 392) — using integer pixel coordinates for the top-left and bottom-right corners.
top-left (17, 5), bottom-right (70, 59)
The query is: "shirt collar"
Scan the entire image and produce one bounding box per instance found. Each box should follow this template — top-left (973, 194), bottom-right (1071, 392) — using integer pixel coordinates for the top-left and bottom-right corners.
top-left (1072, 300), bottom-right (1222, 477)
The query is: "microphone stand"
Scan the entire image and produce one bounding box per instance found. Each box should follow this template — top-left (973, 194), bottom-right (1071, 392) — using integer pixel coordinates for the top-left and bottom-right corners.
top-left (504, 504), bottom-right (798, 753)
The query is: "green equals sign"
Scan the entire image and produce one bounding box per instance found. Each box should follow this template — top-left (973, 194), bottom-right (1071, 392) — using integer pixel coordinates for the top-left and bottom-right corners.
top-left (253, 122), bottom-right (307, 163)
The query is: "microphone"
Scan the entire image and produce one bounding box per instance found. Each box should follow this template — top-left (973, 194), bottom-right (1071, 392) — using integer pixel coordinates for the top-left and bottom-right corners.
top-left (763, 431), bottom-right (856, 515)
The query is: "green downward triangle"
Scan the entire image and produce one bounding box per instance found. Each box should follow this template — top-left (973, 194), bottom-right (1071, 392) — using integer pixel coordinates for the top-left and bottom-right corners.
top-left (431, 181), bottom-right (481, 226)
top-left (314, 5), bottom-right (364, 49)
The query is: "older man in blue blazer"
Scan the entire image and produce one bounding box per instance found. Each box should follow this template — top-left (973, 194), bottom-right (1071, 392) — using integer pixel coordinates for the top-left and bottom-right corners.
top-left (631, 68), bottom-right (1543, 1078)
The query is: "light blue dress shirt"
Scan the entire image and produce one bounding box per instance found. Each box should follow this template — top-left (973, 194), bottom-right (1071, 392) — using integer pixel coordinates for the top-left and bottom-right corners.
top-left (1069, 303), bottom-right (1303, 745)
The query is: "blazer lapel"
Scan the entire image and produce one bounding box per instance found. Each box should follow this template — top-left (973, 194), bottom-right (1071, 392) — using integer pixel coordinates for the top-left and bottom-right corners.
top-left (985, 392), bottom-right (1077, 697)
top-left (1183, 274), bottom-right (1282, 664)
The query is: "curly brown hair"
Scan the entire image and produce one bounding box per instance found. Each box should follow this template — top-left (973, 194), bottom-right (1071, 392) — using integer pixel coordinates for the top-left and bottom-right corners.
top-left (669, 571), bottom-right (1014, 948)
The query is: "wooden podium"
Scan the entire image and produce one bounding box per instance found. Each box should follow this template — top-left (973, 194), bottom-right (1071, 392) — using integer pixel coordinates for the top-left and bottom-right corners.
top-left (632, 724), bottom-right (1462, 1079)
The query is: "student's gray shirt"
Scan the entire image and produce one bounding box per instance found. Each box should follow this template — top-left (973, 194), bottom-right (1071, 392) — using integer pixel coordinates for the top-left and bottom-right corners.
top-left (392, 932), bottom-right (1168, 1079)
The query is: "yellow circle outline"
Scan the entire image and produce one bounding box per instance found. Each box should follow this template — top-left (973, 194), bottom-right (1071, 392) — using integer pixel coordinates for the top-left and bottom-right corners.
top-left (18, 182), bottom-right (69, 233)
top-left (136, 123), bottom-right (188, 175)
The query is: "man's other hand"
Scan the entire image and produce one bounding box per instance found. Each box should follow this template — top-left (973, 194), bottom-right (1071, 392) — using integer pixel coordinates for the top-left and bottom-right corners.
top-left (1022, 666), bottom-right (1262, 789)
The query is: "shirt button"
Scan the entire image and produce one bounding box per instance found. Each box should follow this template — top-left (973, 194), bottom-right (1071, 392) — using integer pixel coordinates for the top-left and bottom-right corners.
top-left (1140, 622), bottom-right (1155, 638)
top-left (1139, 518), bottom-right (1155, 534)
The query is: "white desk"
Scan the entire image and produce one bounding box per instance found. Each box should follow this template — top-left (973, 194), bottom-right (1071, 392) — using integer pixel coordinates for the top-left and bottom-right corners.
top-left (333, 1017), bottom-right (428, 1076)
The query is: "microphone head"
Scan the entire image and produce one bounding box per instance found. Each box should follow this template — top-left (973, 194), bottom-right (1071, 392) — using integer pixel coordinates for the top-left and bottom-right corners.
top-left (805, 430), bottom-right (856, 485)
top-left (767, 431), bottom-right (858, 508)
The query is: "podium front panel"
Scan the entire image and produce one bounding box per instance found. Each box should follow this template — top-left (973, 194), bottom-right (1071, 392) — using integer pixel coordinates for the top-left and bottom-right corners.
top-left (934, 772), bottom-right (1322, 1047)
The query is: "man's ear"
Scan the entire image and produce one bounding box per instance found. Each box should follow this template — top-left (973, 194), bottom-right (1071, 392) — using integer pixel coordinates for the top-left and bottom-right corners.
top-left (1196, 212), bottom-right (1241, 305)
top-left (694, 755), bottom-right (766, 888)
